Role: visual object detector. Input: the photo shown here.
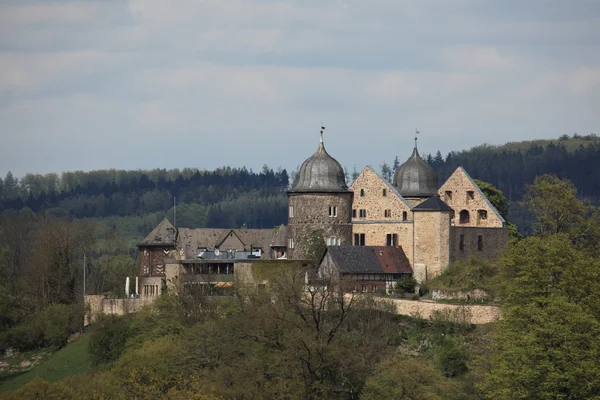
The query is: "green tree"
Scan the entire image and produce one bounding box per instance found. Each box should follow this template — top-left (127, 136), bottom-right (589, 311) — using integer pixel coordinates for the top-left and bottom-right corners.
top-left (360, 356), bottom-right (459, 400)
top-left (523, 174), bottom-right (586, 235)
top-left (480, 234), bottom-right (600, 398)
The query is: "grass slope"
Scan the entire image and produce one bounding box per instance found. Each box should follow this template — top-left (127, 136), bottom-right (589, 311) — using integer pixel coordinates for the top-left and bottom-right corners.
top-left (0, 334), bottom-right (92, 392)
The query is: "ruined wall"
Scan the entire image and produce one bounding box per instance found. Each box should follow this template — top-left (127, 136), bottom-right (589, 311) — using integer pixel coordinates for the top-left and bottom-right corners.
top-left (439, 167), bottom-right (505, 228)
top-left (413, 211), bottom-right (451, 279)
top-left (287, 192), bottom-right (353, 259)
top-left (450, 226), bottom-right (508, 263)
top-left (84, 295), bottom-right (157, 326)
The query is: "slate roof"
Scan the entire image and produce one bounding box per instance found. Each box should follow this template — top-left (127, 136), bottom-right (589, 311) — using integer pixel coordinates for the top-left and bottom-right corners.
top-left (271, 225), bottom-right (288, 247)
top-left (394, 146), bottom-right (439, 198)
top-left (325, 246), bottom-right (412, 274)
top-left (290, 139), bottom-right (349, 193)
top-left (137, 218), bottom-right (177, 247)
top-left (139, 223), bottom-right (280, 259)
top-left (412, 195), bottom-right (453, 212)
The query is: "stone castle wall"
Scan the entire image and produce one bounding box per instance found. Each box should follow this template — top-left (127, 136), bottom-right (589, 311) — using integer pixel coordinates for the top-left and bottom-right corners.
top-left (84, 295), bottom-right (157, 325)
top-left (287, 192), bottom-right (353, 259)
top-left (389, 298), bottom-right (500, 324)
top-left (450, 226), bottom-right (509, 263)
top-left (439, 167), bottom-right (505, 228)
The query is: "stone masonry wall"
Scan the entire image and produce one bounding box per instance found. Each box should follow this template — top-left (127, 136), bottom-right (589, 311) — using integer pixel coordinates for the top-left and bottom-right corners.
top-left (414, 211), bottom-right (451, 279)
top-left (439, 167), bottom-right (504, 228)
top-left (288, 192), bottom-right (353, 259)
top-left (352, 222), bottom-right (413, 264)
top-left (389, 298), bottom-right (500, 324)
top-left (450, 226), bottom-right (509, 263)
top-left (350, 167), bottom-right (412, 222)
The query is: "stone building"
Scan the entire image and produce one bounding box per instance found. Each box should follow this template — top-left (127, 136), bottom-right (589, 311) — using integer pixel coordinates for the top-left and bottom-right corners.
top-left (347, 139), bottom-right (508, 282)
top-left (286, 135), bottom-right (353, 259)
top-left (136, 131), bottom-right (508, 295)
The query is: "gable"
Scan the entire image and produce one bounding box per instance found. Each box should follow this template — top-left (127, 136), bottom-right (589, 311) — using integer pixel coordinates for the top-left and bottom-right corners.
top-left (439, 167), bottom-right (505, 228)
top-left (350, 166), bottom-right (412, 221)
top-left (216, 230), bottom-right (246, 250)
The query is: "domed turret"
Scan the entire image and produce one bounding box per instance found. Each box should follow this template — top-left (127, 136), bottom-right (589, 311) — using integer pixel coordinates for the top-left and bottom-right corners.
top-left (292, 135), bottom-right (348, 193)
top-left (394, 137), bottom-right (438, 198)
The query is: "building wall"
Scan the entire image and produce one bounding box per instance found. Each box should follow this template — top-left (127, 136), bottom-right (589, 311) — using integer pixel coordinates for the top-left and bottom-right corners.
top-left (138, 246), bottom-right (177, 277)
top-left (413, 211), bottom-right (451, 279)
top-left (351, 222), bottom-right (414, 265)
top-left (350, 167), bottom-right (412, 222)
top-left (287, 192), bottom-right (353, 259)
top-left (450, 226), bottom-right (509, 263)
top-left (139, 276), bottom-right (163, 298)
top-left (439, 167), bottom-right (505, 228)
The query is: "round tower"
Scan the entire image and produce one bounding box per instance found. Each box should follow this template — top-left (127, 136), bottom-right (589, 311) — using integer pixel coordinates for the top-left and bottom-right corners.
top-left (287, 128), bottom-right (353, 260)
top-left (393, 131), bottom-right (439, 206)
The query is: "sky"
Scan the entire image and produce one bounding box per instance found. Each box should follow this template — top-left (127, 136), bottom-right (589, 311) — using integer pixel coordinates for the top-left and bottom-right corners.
top-left (1, 0), bottom-right (599, 178)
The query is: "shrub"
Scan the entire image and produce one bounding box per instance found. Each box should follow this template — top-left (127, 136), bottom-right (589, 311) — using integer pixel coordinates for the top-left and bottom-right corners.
top-left (88, 314), bottom-right (133, 365)
top-left (394, 276), bottom-right (417, 296)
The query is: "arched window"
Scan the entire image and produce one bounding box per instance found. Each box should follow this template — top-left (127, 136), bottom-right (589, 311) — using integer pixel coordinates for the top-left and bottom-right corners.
top-left (459, 210), bottom-right (470, 224)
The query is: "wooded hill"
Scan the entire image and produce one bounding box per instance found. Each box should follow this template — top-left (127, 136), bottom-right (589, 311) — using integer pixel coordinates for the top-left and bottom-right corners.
top-left (0, 134), bottom-right (598, 236)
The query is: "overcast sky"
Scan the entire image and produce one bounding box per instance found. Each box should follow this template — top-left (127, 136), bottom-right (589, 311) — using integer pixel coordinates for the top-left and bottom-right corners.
top-left (1, 0), bottom-right (599, 178)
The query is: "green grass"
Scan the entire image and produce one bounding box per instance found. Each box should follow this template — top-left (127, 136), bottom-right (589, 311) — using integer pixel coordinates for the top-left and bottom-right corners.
top-left (0, 333), bottom-right (93, 392)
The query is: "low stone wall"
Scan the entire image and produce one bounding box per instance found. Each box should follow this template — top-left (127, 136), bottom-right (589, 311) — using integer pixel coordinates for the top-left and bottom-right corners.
top-left (84, 295), bottom-right (157, 325)
top-left (431, 289), bottom-right (488, 300)
top-left (388, 298), bottom-right (500, 324)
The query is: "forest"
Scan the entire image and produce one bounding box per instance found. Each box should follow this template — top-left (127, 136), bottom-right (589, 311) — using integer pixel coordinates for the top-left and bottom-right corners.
top-left (1, 174), bottom-right (600, 399)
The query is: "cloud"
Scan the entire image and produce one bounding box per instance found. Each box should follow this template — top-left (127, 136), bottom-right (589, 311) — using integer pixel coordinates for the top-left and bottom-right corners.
top-left (0, 0), bottom-right (599, 177)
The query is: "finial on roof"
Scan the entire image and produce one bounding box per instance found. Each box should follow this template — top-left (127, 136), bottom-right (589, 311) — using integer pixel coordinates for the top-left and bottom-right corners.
top-left (320, 125), bottom-right (326, 143)
top-left (414, 128), bottom-right (420, 149)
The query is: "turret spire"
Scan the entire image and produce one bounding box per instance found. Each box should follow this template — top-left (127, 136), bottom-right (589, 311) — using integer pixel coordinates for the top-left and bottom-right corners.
top-left (414, 128), bottom-right (420, 149)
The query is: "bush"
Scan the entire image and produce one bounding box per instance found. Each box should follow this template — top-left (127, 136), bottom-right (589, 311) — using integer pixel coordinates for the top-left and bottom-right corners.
top-left (394, 276), bottom-right (417, 296)
top-left (0, 304), bottom-right (83, 352)
top-left (431, 336), bottom-right (469, 378)
top-left (88, 314), bottom-right (133, 365)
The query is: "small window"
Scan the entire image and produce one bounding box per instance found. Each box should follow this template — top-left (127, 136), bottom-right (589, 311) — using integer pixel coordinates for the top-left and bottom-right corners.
top-left (352, 209), bottom-right (357, 218)
top-left (478, 210), bottom-right (488, 220)
top-left (329, 206), bottom-right (337, 217)
top-left (362, 285), bottom-right (368, 293)
top-left (478, 235), bottom-right (484, 251)
top-left (459, 210), bottom-right (470, 224)
top-left (327, 237), bottom-right (341, 246)
top-left (382, 189), bottom-right (387, 197)
top-left (288, 237), bottom-right (295, 249)
top-left (360, 189), bottom-right (365, 197)
top-left (354, 233), bottom-right (365, 246)
top-left (384, 209), bottom-right (391, 218)
top-left (289, 205), bottom-right (294, 218)
top-left (445, 190), bottom-right (453, 201)
top-left (386, 233), bottom-right (398, 247)
top-left (467, 191), bottom-right (475, 200)
top-left (359, 209), bottom-right (367, 218)
top-left (402, 211), bottom-right (408, 221)
top-left (371, 285), bottom-right (377, 292)
top-left (459, 234), bottom-right (465, 251)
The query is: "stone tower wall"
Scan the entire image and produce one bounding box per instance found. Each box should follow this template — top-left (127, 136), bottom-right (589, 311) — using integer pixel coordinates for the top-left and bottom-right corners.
top-left (287, 192), bottom-right (353, 259)
top-left (413, 211), bottom-right (451, 279)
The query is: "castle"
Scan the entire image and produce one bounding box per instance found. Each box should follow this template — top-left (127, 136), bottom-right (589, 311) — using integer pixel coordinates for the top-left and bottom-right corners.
top-left (135, 131), bottom-right (508, 297)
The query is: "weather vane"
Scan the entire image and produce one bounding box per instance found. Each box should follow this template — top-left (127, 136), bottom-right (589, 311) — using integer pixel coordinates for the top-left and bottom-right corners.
top-left (415, 128), bottom-right (420, 147)
top-left (320, 123), bottom-right (326, 143)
